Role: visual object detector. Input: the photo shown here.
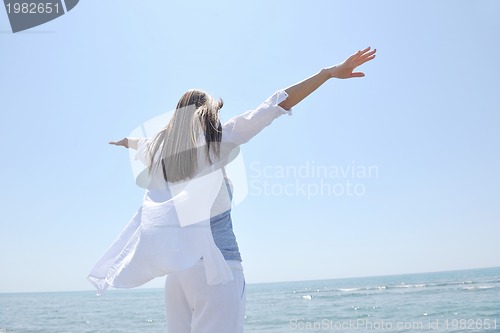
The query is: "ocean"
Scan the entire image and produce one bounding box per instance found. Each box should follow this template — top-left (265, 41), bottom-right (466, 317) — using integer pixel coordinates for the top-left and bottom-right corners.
top-left (1, 267), bottom-right (499, 332)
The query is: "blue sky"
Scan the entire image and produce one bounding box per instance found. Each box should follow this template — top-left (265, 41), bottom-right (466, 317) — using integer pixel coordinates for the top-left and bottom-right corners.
top-left (1, 0), bottom-right (499, 293)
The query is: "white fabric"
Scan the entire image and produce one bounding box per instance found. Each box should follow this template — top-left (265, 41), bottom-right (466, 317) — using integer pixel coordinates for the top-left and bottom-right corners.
top-left (88, 90), bottom-right (291, 295)
top-left (221, 89), bottom-right (291, 145)
top-left (88, 165), bottom-right (232, 295)
top-left (165, 260), bottom-right (246, 333)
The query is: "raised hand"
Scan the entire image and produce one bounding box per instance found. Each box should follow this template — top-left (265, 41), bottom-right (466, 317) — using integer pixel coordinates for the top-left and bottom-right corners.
top-left (278, 46), bottom-right (377, 110)
top-left (109, 138), bottom-right (129, 148)
top-left (326, 47), bottom-right (377, 79)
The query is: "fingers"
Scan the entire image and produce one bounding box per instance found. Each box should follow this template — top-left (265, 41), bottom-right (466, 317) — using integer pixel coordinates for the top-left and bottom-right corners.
top-left (109, 139), bottom-right (128, 148)
top-left (358, 54), bottom-right (376, 66)
top-left (349, 47), bottom-right (370, 59)
top-left (361, 48), bottom-right (377, 58)
top-left (359, 46), bottom-right (371, 54)
top-left (351, 72), bottom-right (365, 78)
top-left (359, 47), bottom-right (375, 57)
top-left (347, 51), bottom-right (362, 62)
top-left (350, 47), bottom-right (376, 63)
top-left (359, 49), bottom-right (376, 62)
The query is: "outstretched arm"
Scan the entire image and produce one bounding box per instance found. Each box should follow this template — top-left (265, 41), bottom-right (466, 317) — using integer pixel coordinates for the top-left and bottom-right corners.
top-left (278, 47), bottom-right (376, 110)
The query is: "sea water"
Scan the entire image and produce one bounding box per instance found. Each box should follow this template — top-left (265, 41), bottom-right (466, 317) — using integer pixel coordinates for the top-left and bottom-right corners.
top-left (1, 267), bottom-right (499, 332)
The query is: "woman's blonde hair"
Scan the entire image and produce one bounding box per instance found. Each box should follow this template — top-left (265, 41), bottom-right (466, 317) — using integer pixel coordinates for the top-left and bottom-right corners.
top-left (148, 89), bottom-right (223, 182)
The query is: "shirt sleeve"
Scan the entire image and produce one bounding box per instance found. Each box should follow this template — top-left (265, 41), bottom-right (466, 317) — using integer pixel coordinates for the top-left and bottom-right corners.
top-left (134, 138), bottom-right (153, 166)
top-left (221, 90), bottom-right (292, 146)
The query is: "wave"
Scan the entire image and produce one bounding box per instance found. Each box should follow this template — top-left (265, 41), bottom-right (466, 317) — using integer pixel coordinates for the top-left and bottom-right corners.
top-left (338, 288), bottom-right (362, 292)
top-left (385, 280), bottom-right (499, 291)
top-left (290, 278), bottom-right (500, 297)
top-left (391, 283), bottom-right (427, 289)
top-left (462, 285), bottom-right (495, 291)
top-left (338, 284), bottom-right (430, 292)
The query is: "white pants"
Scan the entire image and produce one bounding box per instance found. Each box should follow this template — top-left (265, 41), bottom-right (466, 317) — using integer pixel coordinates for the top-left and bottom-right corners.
top-left (165, 260), bottom-right (246, 333)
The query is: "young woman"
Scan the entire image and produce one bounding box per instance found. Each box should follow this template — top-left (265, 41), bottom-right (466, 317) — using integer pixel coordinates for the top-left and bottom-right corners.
top-left (89, 47), bottom-right (376, 333)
